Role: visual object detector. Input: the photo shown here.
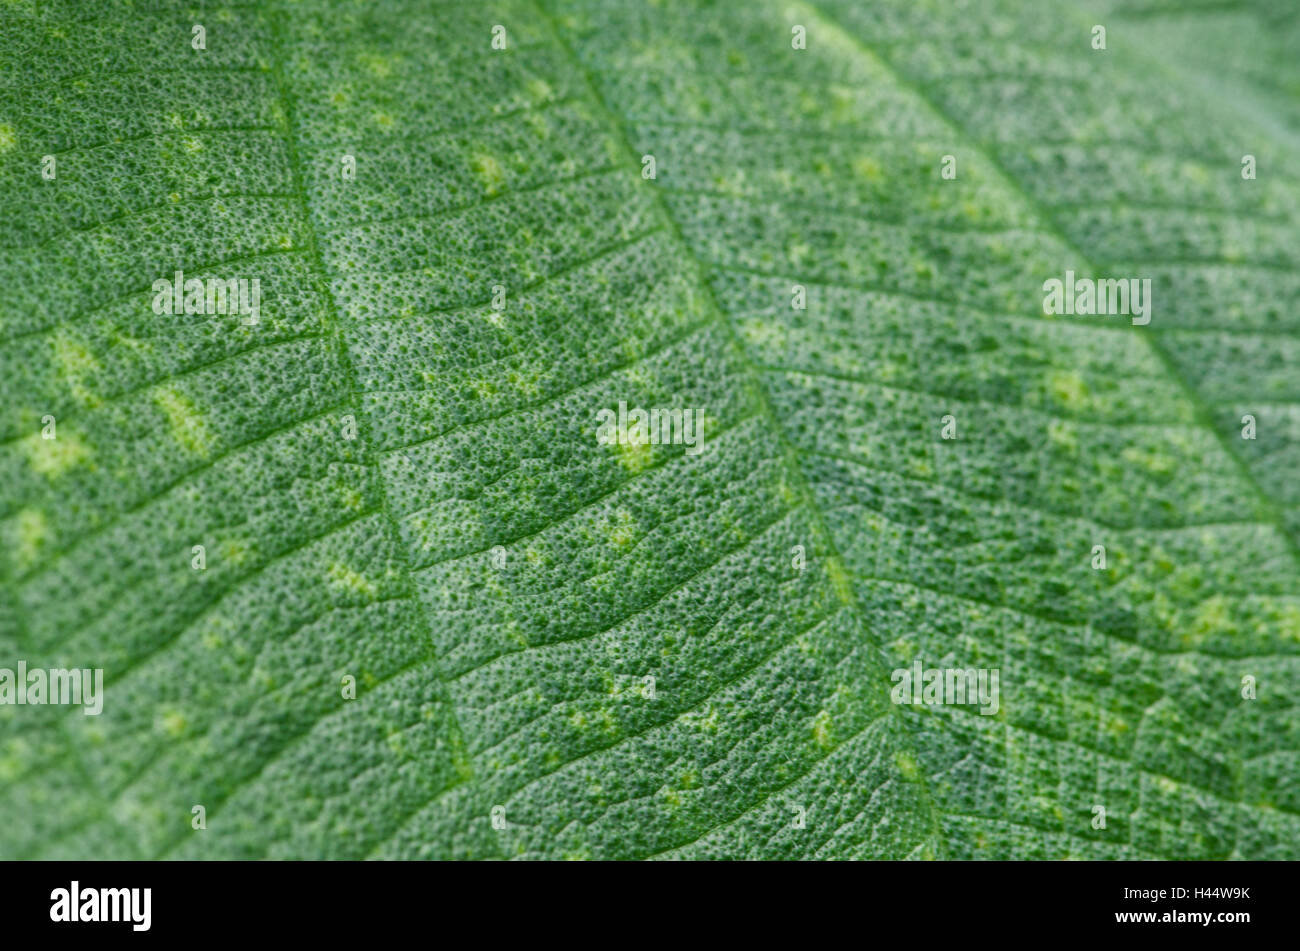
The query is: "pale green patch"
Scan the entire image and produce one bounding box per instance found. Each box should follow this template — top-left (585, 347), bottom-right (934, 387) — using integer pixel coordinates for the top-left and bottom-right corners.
top-left (1047, 419), bottom-right (1078, 453)
top-left (893, 751), bottom-right (921, 781)
top-left (1279, 603), bottom-right (1300, 644)
top-left (467, 375), bottom-right (497, 399)
top-left (53, 328), bottom-right (102, 408)
top-left (1121, 445), bottom-right (1178, 478)
top-left (356, 51), bottom-right (396, 77)
top-left (154, 386), bottom-right (214, 457)
top-left (218, 539), bottom-right (250, 566)
top-left (811, 708), bottom-right (835, 750)
top-left (0, 738), bottom-right (34, 784)
top-left (678, 703), bottom-right (720, 734)
top-left (12, 508), bottom-right (48, 573)
top-left (1047, 369), bottom-right (1089, 412)
top-left (600, 508), bottom-right (639, 549)
top-left (327, 561), bottom-right (379, 597)
top-left (157, 710), bottom-right (188, 738)
top-left (853, 155), bottom-right (884, 182)
top-left (826, 557), bottom-right (854, 606)
top-left (22, 429), bottom-right (91, 478)
top-left (472, 152), bottom-right (506, 196)
top-left (612, 438), bottom-right (654, 472)
top-left (738, 317), bottom-right (787, 353)
top-left (1187, 595), bottom-right (1233, 644)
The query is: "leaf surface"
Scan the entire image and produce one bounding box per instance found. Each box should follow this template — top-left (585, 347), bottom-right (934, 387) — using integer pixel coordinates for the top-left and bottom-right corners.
top-left (1, 0), bottom-right (1297, 859)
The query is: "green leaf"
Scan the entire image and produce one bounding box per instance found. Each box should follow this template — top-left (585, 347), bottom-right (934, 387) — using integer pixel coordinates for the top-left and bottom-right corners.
top-left (2, 0), bottom-right (1297, 860)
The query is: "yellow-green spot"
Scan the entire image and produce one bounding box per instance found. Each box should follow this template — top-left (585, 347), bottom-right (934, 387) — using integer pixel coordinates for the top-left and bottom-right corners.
top-left (159, 711), bottom-right (187, 737)
top-left (1180, 161), bottom-right (1210, 185)
top-left (472, 152), bottom-right (506, 196)
top-left (1187, 595), bottom-right (1232, 643)
top-left (598, 708), bottom-right (618, 735)
top-left (0, 738), bottom-right (33, 783)
top-left (372, 111), bottom-right (395, 129)
top-left (876, 360), bottom-right (901, 383)
top-left (452, 748), bottom-right (474, 783)
top-left (498, 556), bottom-right (534, 595)
top-left (1048, 369), bottom-right (1089, 411)
top-left (679, 703), bottom-right (720, 734)
top-left (893, 751), bottom-right (921, 781)
top-left (0, 124), bottom-right (16, 153)
top-left (13, 508), bottom-right (48, 573)
top-left (1278, 603), bottom-right (1300, 644)
top-left (327, 561), bottom-right (379, 597)
top-left (602, 509), bottom-right (638, 550)
top-left (468, 376), bottom-right (497, 399)
top-left (827, 85), bottom-right (856, 123)
top-left (357, 52), bottom-right (394, 77)
top-left (812, 709), bottom-right (835, 750)
top-left (739, 317), bottom-right (787, 355)
top-left (54, 328), bottom-right (102, 408)
top-left (826, 557), bottom-right (853, 606)
top-left (1122, 445), bottom-right (1177, 479)
top-left (1047, 419), bottom-right (1078, 453)
top-left (154, 386), bottom-right (213, 457)
top-left (624, 364), bottom-right (652, 388)
top-left (505, 370), bottom-right (541, 399)
top-left (776, 479), bottom-right (798, 507)
top-left (23, 429), bottom-right (91, 478)
top-left (712, 169), bottom-right (747, 196)
top-left (218, 539), bottom-right (249, 565)
top-left (524, 111), bottom-right (553, 140)
top-left (853, 155), bottom-right (884, 182)
top-left (613, 438), bottom-right (653, 473)
top-left (905, 457), bottom-right (934, 480)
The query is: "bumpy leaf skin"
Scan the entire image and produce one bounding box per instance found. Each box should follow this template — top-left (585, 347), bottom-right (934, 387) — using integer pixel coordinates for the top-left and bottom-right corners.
top-left (1, 0), bottom-right (1297, 860)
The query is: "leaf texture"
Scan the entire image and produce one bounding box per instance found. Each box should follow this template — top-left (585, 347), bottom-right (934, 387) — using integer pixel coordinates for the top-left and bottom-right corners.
top-left (1, 0), bottom-right (1297, 860)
